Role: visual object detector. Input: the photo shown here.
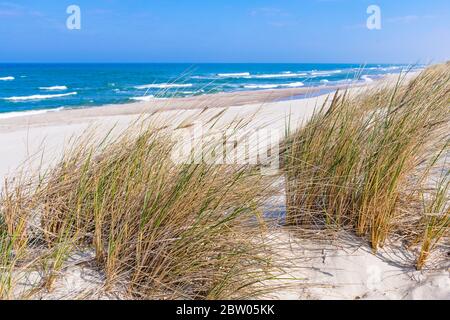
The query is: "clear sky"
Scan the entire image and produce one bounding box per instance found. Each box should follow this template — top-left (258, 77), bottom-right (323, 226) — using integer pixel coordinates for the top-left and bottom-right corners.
top-left (1, 0), bottom-right (449, 63)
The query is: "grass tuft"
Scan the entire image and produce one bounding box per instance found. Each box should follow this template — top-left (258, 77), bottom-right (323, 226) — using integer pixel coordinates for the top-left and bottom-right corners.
top-left (1, 122), bottom-right (278, 299)
top-left (284, 63), bottom-right (450, 263)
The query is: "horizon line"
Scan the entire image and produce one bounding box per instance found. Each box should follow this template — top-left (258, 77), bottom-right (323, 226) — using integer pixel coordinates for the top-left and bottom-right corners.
top-left (0, 61), bottom-right (422, 65)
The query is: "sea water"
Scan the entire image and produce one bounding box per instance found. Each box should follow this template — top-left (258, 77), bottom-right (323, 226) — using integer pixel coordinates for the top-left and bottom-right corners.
top-left (0, 63), bottom-right (421, 117)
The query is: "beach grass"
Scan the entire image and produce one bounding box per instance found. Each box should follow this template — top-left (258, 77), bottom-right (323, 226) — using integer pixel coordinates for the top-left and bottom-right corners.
top-left (416, 162), bottom-right (449, 270)
top-left (0, 119), bottom-right (279, 299)
top-left (284, 62), bottom-right (449, 266)
top-left (0, 63), bottom-right (448, 300)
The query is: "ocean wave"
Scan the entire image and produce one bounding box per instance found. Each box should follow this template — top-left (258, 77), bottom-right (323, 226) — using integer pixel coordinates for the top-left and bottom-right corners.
top-left (39, 85), bottom-right (68, 91)
top-left (191, 75), bottom-right (212, 79)
top-left (4, 92), bottom-right (77, 102)
top-left (380, 66), bottom-right (403, 71)
top-left (361, 75), bottom-right (374, 83)
top-left (0, 76), bottom-right (14, 81)
top-left (310, 70), bottom-right (342, 76)
top-left (253, 72), bottom-right (308, 79)
top-left (244, 84), bottom-right (278, 89)
top-left (282, 81), bottom-right (305, 88)
top-left (195, 71), bottom-right (310, 80)
top-left (244, 82), bottom-right (304, 89)
top-left (135, 83), bottom-right (193, 89)
top-left (217, 72), bottom-right (250, 78)
top-left (130, 95), bottom-right (155, 102)
top-left (0, 107), bottom-right (64, 119)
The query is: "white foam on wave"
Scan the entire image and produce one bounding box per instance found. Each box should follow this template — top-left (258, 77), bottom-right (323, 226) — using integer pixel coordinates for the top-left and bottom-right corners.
top-left (0, 76), bottom-right (14, 81)
top-left (135, 83), bottom-right (193, 89)
top-left (244, 84), bottom-right (278, 89)
top-left (337, 79), bottom-right (355, 84)
top-left (217, 72), bottom-right (250, 78)
top-left (310, 70), bottom-right (342, 76)
top-left (283, 81), bottom-right (305, 88)
top-left (361, 75), bottom-right (374, 83)
top-left (215, 72), bottom-right (308, 79)
top-left (0, 107), bottom-right (64, 119)
top-left (253, 72), bottom-right (307, 79)
top-left (244, 82), bottom-right (304, 89)
top-left (39, 85), bottom-right (68, 91)
top-left (130, 95), bottom-right (155, 102)
top-left (4, 92), bottom-right (77, 102)
top-left (39, 86), bottom-right (67, 91)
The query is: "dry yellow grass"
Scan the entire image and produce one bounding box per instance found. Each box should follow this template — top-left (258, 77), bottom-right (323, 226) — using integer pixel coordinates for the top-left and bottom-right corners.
top-left (0, 119), bottom-right (279, 299)
top-left (284, 62), bottom-right (449, 267)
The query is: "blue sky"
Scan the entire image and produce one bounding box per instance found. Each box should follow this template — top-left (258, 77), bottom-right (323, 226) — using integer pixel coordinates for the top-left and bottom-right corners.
top-left (0, 0), bottom-right (449, 63)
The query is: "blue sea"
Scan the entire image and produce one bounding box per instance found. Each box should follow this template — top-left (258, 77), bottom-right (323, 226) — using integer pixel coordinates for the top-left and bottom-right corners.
top-left (0, 63), bottom-right (420, 117)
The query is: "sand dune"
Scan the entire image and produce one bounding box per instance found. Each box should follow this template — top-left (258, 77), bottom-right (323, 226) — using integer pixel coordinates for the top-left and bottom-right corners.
top-left (1, 74), bottom-right (448, 300)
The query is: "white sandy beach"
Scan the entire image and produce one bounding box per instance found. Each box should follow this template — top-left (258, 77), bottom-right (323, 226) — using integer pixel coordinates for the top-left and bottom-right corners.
top-left (1, 77), bottom-right (449, 300)
top-left (0, 86), bottom-right (332, 179)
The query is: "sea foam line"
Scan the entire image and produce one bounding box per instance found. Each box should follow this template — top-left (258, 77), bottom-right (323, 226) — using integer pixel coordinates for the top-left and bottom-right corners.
top-left (216, 72), bottom-right (308, 79)
top-left (130, 95), bottom-right (155, 101)
top-left (244, 84), bottom-right (278, 89)
top-left (244, 82), bottom-right (304, 89)
top-left (310, 70), bottom-right (343, 76)
top-left (0, 107), bottom-right (65, 119)
top-left (217, 72), bottom-right (250, 78)
top-left (253, 72), bottom-right (308, 79)
top-left (361, 75), bottom-right (374, 83)
top-left (39, 85), bottom-right (68, 91)
top-left (4, 92), bottom-right (77, 102)
top-left (0, 76), bottom-right (14, 81)
top-left (135, 83), bottom-right (193, 89)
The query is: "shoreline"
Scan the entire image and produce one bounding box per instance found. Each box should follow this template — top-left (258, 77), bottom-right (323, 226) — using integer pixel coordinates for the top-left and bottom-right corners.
top-left (0, 66), bottom-right (421, 125)
top-left (0, 83), bottom-right (360, 129)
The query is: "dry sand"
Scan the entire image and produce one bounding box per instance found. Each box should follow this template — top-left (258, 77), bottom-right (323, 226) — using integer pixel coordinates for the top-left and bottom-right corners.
top-left (2, 79), bottom-right (449, 300)
top-left (0, 86), bottom-right (333, 180)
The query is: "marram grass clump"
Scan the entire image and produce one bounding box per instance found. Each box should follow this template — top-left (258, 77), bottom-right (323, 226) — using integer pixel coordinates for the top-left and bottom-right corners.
top-left (0, 122), bottom-right (277, 299)
top-left (284, 62), bottom-right (450, 268)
